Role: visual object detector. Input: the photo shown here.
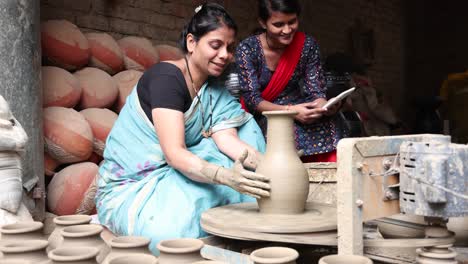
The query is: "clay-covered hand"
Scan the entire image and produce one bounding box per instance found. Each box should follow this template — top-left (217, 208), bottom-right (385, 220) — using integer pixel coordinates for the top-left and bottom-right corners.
top-left (242, 150), bottom-right (263, 171)
top-left (201, 151), bottom-right (270, 198)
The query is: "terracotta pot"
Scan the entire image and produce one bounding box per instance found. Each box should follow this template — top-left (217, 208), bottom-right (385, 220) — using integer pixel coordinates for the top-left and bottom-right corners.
top-left (102, 236), bottom-right (152, 264)
top-left (47, 215), bottom-right (92, 252)
top-left (250, 247), bottom-right (299, 264)
top-left (42, 66), bottom-right (81, 108)
top-left (85, 32), bottom-right (124, 75)
top-left (154, 44), bottom-right (183, 61)
top-left (156, 238), bottom-right (204, 264)
top-left (44, 152), bottom-right (60, 177)
top-left (41, 20), bottom-right (90, 70)
top-left (112, 70), bottom-right (143, 113)
top-left (118, 36), bottom-right (159, 71)
top-left (58, 224), bottom-right (110, 263)
top-left (47, 162), bottom-right (98, 216)
top-left (377, 214), bottom-right (426, 239)
top-left (0, 221), bottom-right (44, 242)
top-left (0, 240), bottom-right (49, 263)
top-left (43, 107), bottom-right (94, 164)
top-left (108, 254), bottom-right (157, 264)
top-left (319, 254), bottom-right (373, 264)
top-left (255, 110), bottom-right (309, 214)
top-left (48, 247), bottom-right (99, 264)
top-left (79, 108), bottom-right (118, 156)
top-left (74, 67), bottom-right (118, 109)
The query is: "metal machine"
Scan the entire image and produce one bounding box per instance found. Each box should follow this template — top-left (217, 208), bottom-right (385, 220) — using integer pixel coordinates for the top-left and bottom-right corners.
top-left (336, 134), bottom-right (468, 262)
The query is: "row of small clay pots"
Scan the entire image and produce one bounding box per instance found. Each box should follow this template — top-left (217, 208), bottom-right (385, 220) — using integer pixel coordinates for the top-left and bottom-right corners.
top-left (0, 217), bottom-right (373, 264)
top-left (0, 216), bottom-right (211, 264)
top-left (0, 242), bottom-right (156, 263)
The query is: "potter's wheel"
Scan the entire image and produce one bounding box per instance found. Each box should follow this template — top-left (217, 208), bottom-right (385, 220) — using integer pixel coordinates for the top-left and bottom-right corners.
top-left (201, 202), bottom-right (337, 234)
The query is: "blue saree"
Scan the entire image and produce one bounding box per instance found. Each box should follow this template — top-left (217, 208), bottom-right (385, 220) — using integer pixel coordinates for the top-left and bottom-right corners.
top-left (95, 81), bottom-right (265, 254)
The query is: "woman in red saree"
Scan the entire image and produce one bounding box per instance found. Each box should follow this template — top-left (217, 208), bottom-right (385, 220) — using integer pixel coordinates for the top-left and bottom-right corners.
top-left (235, 0), bottom-right (344, 162)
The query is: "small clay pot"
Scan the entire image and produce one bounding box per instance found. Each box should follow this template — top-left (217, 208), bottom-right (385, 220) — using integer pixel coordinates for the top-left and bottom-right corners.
top-left (48, 246), bottom-right (99, 264)
top-left (108, 254), bottom-right (157, 264)
top-left (318, 254), bottom-right (373, 264)
top-left (0, 239), bottom-right (49, 263)
top-left (0, 260), bottom-right (34, 264)
top-left (47, 215), bottom-right (92, 252)
top-left (377, 214), bottom-right (426, 239)
top-left (447, 217), bottom-right (468, 246)
top-left (0, 221), bottom-right (44, 242)
top-left (192, 261), bottom-right (227, 264)
top-left (250, 247), bottom-right (299, 264)
top-left (102, 236), bottom-right (152, 264)
top-left (59, 224), bottom-right (110, 263)
top-left (156, 238), bottom-right (204, 264)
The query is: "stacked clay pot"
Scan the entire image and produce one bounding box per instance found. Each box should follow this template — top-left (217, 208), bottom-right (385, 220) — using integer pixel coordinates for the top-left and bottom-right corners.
top-left (48, 247), bottom-right (100, 264)
top-left (40, 19), bottom-right (183, 216)
top-left (41, 20), bottom-right (90, 70)
top-left (0, 240), bottom-right (50, 263)
top-left (47, 162), bottom-right (98, 216)
top-left (0, 221), bottom-right (45, 242)
top-left (80, 108), bottom-right (118, 157)
top-left (155, 44), bottom-right (183, 62)
top-left (318, 254), bottom-right (373, 264)
top-left (157, 238), bottom-right (205, 264)
top-left (118, 36), bottom-right (159, 71)
top-left (250, 247), bottom-right (299, 264)
top-left (47, 215), bottom-right (92, 252)
top-left (51, 224), bottom-right (110, 263)
top-left (102, 236), bottom-right (152, 264)
top-left (109, 254), bottom-right (157, 264)
top-left (85, 32), bottom-right (124, 75)
top-left (112, 70), bottom-right (143, 113)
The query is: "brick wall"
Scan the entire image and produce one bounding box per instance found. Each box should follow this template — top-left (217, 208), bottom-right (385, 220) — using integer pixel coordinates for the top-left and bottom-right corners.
top-left (40, 0), bottom-right (406, 122)
top-left (40, 0), bottom-right (260, 46)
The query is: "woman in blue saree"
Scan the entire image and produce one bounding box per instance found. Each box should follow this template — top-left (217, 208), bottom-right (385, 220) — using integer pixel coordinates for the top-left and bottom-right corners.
top-left (95, 3), bottom-right (270, 254)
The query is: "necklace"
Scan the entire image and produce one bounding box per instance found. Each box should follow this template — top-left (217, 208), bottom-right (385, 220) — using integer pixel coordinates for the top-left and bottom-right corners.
top-left (184, 56), bottom-right (213, 138)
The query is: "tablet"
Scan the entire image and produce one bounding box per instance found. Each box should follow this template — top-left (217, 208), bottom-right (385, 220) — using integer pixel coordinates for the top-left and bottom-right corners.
top-left (322, 87), bottom-right (356, 110)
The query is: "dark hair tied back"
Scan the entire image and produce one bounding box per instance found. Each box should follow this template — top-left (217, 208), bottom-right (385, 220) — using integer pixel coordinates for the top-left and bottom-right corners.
top-left (179, 3), bottom-right (237, 53)
top-left (258, 0), bottom-right (301, 21)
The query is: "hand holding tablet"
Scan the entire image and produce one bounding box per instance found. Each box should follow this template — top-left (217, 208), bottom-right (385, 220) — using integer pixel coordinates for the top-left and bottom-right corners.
top-left (322, 87), bottom-right (356, 110)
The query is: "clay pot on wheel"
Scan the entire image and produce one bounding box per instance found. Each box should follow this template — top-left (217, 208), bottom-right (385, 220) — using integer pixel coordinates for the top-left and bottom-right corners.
top-left (255, 110), bottom-right (309, 214)
top-left (250, 247), bottom-right (299, 264)
top-left (377, 214), bottom-right (426, 238)
top-left (102, 236), bottom-right (152, 264)
top-left (0, 240), bottom-right (49, 263)
top-left (0, 221), bottom-right (44, 242)
top-left (156, 238), bottom-right (204, 264)
top-left (48, 247), bottom-right (99, 264)
top-left (47, 214), bottom-right (92, 252)
top-left (108, 254), bottom-right (157, 264)
top-left (319, 254), bottom-right (373, 264)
